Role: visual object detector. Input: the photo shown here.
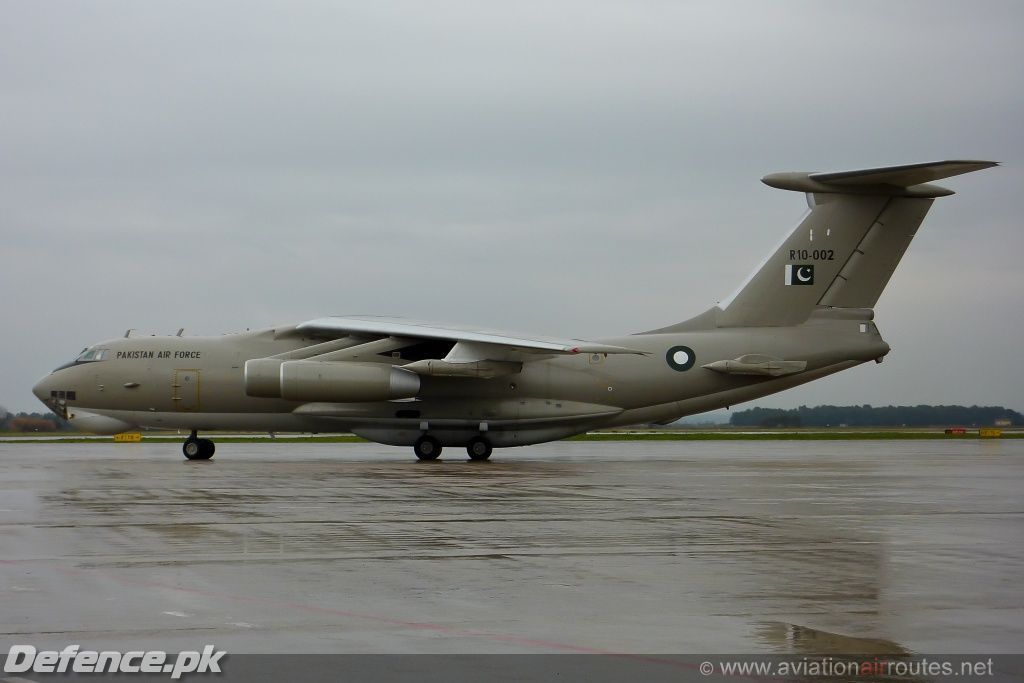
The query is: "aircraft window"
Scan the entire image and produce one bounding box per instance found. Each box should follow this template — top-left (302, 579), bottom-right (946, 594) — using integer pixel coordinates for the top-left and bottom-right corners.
top-left (57, 390), bottom-right (66, 399)
top-left (74, 348), bottom-right (109, 362)
top-left (67, 391), bottom-right (76, 400)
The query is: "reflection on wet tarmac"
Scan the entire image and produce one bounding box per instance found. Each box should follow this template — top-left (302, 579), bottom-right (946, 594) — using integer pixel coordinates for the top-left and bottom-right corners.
top-left (758, 622), bottom-right (910, 655)
top-left (1, 440), bottom-right (1021, 654)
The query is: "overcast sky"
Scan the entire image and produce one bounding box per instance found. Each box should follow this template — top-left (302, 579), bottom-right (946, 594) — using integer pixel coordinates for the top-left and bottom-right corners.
top-left (2, 1), bottom-right (1022, 414)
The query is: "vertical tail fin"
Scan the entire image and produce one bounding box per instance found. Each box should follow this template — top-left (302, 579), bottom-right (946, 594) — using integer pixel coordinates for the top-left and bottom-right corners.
top-left (715, 160), bottom-right (997, 327)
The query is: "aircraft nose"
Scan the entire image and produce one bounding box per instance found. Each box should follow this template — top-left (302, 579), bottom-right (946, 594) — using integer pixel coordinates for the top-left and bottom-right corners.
top-left (32, 374), bottom-right (53, 405)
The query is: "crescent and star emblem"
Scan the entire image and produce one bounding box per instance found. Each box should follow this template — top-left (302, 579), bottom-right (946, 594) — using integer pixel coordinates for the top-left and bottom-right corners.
top-left (785, 264), bottom-right (815, 286)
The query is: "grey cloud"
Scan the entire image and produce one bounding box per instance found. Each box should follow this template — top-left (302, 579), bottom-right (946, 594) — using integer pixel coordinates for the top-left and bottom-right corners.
top-left (2, 0), bottom-right (1022, 411)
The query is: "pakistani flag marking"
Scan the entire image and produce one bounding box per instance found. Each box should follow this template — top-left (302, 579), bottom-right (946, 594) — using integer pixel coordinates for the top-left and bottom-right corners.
top-left (784, 264), bottom-right (814, 286)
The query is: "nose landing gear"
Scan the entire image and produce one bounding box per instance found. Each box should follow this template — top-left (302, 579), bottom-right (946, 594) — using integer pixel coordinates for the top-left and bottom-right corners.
top-left (183, 430), bottom-right (215, 460)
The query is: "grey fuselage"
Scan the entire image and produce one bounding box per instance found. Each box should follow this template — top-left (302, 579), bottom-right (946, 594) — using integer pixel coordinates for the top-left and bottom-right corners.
top-left (33, 308), bottom-right (888, 447)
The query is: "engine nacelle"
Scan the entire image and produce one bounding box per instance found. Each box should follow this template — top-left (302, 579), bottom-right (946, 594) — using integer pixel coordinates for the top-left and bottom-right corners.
top-left (245, 359), bottom-right (420, 402)
top-left (244, 358), bottom-right (285, 398)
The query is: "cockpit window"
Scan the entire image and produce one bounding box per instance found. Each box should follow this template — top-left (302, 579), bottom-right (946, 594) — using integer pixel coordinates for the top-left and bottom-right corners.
top-left (75, 348), bottom-right (109, 362)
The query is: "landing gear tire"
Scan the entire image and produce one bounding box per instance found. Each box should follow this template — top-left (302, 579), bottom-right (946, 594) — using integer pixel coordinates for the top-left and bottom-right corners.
top-left (183, 438), bottom-right (215, 460)
top-left (413, 435), bottom-right (442, 461)
top-left (466, 437), bottom-right (492, 461)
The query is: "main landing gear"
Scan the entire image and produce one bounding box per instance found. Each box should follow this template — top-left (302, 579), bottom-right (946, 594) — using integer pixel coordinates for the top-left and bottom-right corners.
top-left (183, 429), bottom-right (215, 460)
top-left (466, 436), bottom-right (492, 461)
top-left (413, 435), bottom-right (442, 461)
top-left (412, 434), bottom-right (493, 461)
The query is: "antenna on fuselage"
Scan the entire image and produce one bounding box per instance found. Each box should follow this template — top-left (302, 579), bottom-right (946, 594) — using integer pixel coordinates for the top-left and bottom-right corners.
top-left (176, 328), bottom-right (184, 337)
top-left (124, 328), bottom-right (135, 338)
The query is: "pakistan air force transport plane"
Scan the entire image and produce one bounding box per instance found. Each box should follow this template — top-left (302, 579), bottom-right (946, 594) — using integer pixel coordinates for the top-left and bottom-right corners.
top-left (33, 160), bottom-right (997, 461)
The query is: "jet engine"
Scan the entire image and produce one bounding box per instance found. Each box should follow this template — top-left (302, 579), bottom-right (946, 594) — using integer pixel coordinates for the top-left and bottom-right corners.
top-left (244, 359), bottom-right (420, 402)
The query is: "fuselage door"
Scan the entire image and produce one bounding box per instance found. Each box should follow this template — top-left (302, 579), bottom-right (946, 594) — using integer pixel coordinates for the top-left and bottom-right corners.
top-left (172, 369), bottom-right (200, 411)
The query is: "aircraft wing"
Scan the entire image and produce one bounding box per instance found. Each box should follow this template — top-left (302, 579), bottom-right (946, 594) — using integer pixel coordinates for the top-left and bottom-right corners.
top-left (294, 316), bottom-right (644, 356)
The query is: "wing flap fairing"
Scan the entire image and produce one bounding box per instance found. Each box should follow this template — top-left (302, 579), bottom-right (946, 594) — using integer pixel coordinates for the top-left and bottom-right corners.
top-left (401, 359), bottom-right (523, 379)
top-left (703, 354), bottom-right (807, 377)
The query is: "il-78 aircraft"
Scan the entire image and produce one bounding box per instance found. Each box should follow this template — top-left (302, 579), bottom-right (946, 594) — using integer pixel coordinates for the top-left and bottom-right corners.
top-left (33, 160), bottom-right (996, 461)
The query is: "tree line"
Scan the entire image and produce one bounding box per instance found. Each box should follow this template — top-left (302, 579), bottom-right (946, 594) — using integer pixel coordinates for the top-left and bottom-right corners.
top-left (0, 410), bottom-right (74, 432)
top-left (730, 405), bottom-right (1022, 428)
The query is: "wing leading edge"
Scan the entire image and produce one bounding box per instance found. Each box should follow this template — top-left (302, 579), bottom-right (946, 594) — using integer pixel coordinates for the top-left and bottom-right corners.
top-left (295, 316), bottom-right (644, 356)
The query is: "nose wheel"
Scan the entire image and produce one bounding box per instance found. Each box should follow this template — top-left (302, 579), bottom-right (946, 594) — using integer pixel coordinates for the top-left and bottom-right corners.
top-left (466, 436), bottom-right (492, 461)
top-left (183, 432), bottom-right (215, 460)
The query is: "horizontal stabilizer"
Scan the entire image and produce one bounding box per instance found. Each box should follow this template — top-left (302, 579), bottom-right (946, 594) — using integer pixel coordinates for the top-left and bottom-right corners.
top-left (811, 160), bottom-right (998, 186)
top-left (763, 160), bottom-right (998, 197)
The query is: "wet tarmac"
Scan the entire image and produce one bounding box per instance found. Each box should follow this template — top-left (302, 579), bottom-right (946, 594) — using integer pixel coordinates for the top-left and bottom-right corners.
top-left (1, 440), bottom-right (1021, 655)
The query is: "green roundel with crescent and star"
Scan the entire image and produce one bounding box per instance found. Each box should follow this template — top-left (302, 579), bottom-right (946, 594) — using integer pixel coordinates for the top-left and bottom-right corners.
top-left (666, 346), bottom-right (696, 372)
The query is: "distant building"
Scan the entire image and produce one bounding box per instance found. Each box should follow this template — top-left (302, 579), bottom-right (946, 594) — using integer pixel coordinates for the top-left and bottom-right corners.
top-left (994, 418), bottom-right (1012, 427)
